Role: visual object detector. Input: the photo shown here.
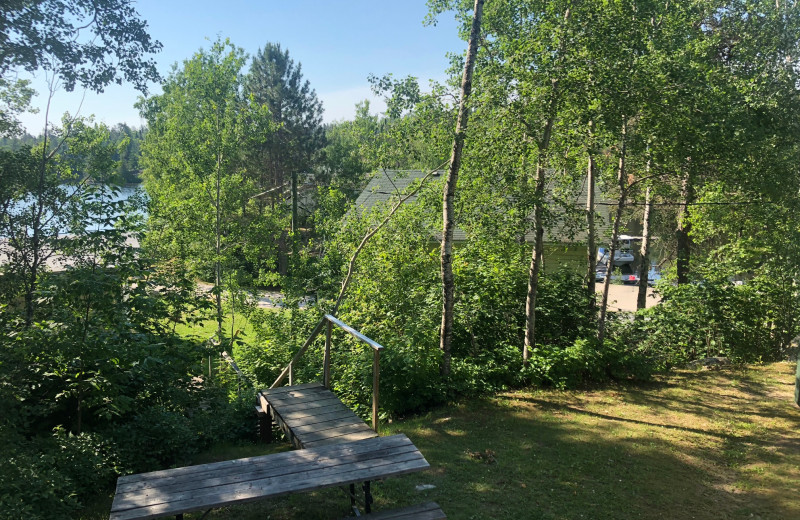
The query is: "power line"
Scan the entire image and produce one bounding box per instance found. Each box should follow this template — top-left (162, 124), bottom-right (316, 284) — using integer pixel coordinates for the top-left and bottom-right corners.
top-left (595, 200), bottom-right (780, 207)
top-left (283, 180), bottom-right (790, 208)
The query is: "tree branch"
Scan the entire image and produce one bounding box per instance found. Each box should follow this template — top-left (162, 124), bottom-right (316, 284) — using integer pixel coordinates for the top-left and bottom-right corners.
top-left (331, 161), bottom-right (447, 315)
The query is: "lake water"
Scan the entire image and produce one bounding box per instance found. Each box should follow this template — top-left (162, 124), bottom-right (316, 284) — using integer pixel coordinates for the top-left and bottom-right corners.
top-left (4, 184), bottom-right (147, 235)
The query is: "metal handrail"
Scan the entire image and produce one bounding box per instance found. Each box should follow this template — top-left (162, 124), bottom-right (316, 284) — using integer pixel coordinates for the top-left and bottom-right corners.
top-left (269, 314), bottom-right (385, 432)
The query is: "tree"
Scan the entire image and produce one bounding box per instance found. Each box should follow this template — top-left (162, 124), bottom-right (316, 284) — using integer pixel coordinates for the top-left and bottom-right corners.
top-left (438, 0), bottom-right (484, 377)
top-left (139, 39), bottom-right (274, 340)
top-left (0, 116), bottom-right (125, 325)
top-left (245, 43), bottom-right (324, 228)
top-left (466, 0), bottom-right (582, 363)
top-left (110, 123), bottom-right (146, 183)
top-left (0, 0), bottom-right (161, 136)
top-left (319, 101), bottom-right (380, 197)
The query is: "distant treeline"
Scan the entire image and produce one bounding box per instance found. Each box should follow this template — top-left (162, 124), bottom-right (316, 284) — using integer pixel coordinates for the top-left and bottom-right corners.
top-left (0, 123), bottom-right (146, 184)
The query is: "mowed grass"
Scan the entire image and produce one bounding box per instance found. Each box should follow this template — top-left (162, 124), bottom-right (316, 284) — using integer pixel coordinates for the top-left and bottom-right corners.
top-left (91, 362), bottom-right (800, 520)
top-left (170, 312), bottom-right (257, 344)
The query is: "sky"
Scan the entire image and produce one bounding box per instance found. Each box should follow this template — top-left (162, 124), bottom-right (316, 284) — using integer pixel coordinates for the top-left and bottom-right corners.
top-left (18, 0), bottom-right (466, 134)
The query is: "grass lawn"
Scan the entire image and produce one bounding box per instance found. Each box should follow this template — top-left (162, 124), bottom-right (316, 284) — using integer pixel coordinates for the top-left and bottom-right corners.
top-left (170, 312), bottom-right (257, 344)
top-left (86, 362), bottom-right (800, 519)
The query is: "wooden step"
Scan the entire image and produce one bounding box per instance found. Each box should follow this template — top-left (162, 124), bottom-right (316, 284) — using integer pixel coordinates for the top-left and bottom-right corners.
top-left (345, 501), bottom-right (446, 519)
top-left (260, 382), bottom-right (378, 449)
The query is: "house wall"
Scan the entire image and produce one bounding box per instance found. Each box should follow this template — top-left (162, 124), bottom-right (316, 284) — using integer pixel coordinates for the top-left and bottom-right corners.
top-left (542, 243), bottom-right (586, 274)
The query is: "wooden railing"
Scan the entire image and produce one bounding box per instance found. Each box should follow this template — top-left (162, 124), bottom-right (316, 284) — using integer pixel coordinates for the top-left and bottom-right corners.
top-left (270, 314), bottom-right (385, 432)
top-left (221, 350), bottom-right (256, 395)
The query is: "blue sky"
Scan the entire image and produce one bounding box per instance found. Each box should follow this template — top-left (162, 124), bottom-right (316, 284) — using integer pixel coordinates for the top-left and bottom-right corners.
top-left (19, 0), bottom-right (465, 134)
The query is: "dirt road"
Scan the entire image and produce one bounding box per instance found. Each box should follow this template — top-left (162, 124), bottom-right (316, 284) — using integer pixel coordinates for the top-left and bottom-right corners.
top-left (597, 284), bottom-right (661, 312)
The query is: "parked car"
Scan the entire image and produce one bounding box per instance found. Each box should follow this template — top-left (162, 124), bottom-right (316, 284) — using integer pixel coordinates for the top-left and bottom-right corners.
top-left (616, 271), bottom-right (640, 285)
top-left (596, 264), bottom-right (639, 285)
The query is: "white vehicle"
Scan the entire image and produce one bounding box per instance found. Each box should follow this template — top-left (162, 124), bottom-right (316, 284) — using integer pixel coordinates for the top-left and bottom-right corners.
top-left (597, 247), bottom-right (635, 266)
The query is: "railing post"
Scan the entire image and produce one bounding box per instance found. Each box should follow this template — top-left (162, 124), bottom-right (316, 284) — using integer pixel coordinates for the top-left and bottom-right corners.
top-left (372, 349), bottom-right (380, 433)
top-left (289, 361), bottom-right (293, 387)
top-left (324, 319), bottom-right (332, 389)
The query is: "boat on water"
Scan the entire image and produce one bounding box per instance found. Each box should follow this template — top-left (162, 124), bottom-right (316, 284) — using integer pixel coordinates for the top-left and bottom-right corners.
top-left (597, 247), bottom-right (635, 266)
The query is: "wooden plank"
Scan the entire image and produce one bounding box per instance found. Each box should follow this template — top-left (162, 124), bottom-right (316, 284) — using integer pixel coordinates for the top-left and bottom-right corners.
top-left (275, 400), bottom-right (351, 419)
top-left (352, 502), bottom-right (446, 520)
top-left (116, 434), bottom-right (410, 487)
top-left (111, 436), bottom-right (429, 520)
top-left (288, 412), bottom-right (368, 432)
top-left (261, 384), bottom-right (328, 399)
top-left (302, 431), bottom-right (379, 448)
top-left (113, 455), bottom-right (429, 520)
top-left (115, 435), bottom-right (413, 492)
top-left (268, 395), bottom-right (343, 413)
top-left (293, 420), bottom-right (375, 442)
top-left (266, 390), bottom-right (339, 407)
top-left (293, 421), bottom-right (376, 443)
top-left (264, 389), bottom-right (337, 406)
top-left (260, 381), bottom-right (322, 396)
top-left (278, 406), bottom-right (357, 425)
top-left (116, 439), bottom-right (421, 498)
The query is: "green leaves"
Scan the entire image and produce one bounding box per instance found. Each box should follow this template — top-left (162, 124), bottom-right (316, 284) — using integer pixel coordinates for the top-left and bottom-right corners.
top-left (1, 0), bottom-right (162, 137)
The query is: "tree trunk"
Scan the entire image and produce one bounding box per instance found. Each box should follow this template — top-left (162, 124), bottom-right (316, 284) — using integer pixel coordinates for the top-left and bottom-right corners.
top-left (636, 186), bottom-right (652, 311)
top-left (598, 118), bottom-right (627, 344)
top-left (215, 151), bottom-right (223, 342)
top-left (290, 169), bottom-right (299, 278)
top-left (278, 231), bottom-right (288, 275)
top-left (24, 99), bottom-right (52, 326)
top-left (676, 170), bottom-right (692, 285)
top-left (523, 76), bottom-right (560, 364)
top-left (523, 162), bottom-right (546, 363)
top-left (585, 121), bottom-right (597, 316)
top-left (291, 170), bottom-right (299, 233)
top-left (439, 0), bottom-right (484, 378)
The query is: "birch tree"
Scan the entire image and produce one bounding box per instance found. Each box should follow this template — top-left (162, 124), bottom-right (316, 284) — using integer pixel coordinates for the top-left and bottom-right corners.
top-left (139, 39), bottom-right (273, 341)
top-left (439, 0), bottom-right (485, 377)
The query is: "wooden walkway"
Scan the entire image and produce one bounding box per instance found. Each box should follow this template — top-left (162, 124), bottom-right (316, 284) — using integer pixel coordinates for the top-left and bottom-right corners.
top-left (258, 382), bottom-right (378, 448)
top-left (110, 317), bottom-right (442, 518)
top-left (109, 434), bottom-right (429, 520)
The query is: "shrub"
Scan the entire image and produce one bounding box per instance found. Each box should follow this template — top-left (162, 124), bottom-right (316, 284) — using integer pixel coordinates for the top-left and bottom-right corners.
top-left (0, 426), bottom-right (124, 519)
top-left (0, 431), bottom-right (80, 520)
top-left (523, 337), bottom-right (656, 389)
top-left (626, 266), bottom-right (800, 365)
top-left (111, 406), bottom-right (198, 473)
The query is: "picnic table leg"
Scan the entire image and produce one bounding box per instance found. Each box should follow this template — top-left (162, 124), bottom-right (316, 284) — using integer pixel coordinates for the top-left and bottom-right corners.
top-left (350, 483), bottom-right (356, 509)
top-left (363, 481), bottom-right (372, 514)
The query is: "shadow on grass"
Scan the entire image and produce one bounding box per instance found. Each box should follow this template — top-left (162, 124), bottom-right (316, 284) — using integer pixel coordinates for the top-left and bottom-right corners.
top-left (499, 394), bottom-right (736, 440)
top-left (84, 364), bottom-right (800, 520)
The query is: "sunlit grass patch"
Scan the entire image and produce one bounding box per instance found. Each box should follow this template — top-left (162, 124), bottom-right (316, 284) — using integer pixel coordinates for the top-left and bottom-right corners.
top-left (80, 362), bottom-right (800, 519)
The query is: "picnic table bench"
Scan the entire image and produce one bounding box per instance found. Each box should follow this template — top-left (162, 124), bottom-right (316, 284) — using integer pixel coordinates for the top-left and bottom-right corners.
top-left (109, 434), bottom-right (429, 520)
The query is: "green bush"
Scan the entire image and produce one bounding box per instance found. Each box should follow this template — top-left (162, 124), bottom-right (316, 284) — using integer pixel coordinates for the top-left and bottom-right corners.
top-left (626, 266), bottom-right (800, 365)
top-left (0, 432), bottom-right (79, 520)
top-left (0, 426), bottom-right (124, 519)
top-left (111, 406), bottom-right (198, 473)
top-left (524, 338), bottom-right (655, 389)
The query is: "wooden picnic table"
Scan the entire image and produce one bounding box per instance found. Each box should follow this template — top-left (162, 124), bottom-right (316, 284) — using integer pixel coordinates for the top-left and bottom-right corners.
top-left (109, 434), bottom-right (429, 520)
